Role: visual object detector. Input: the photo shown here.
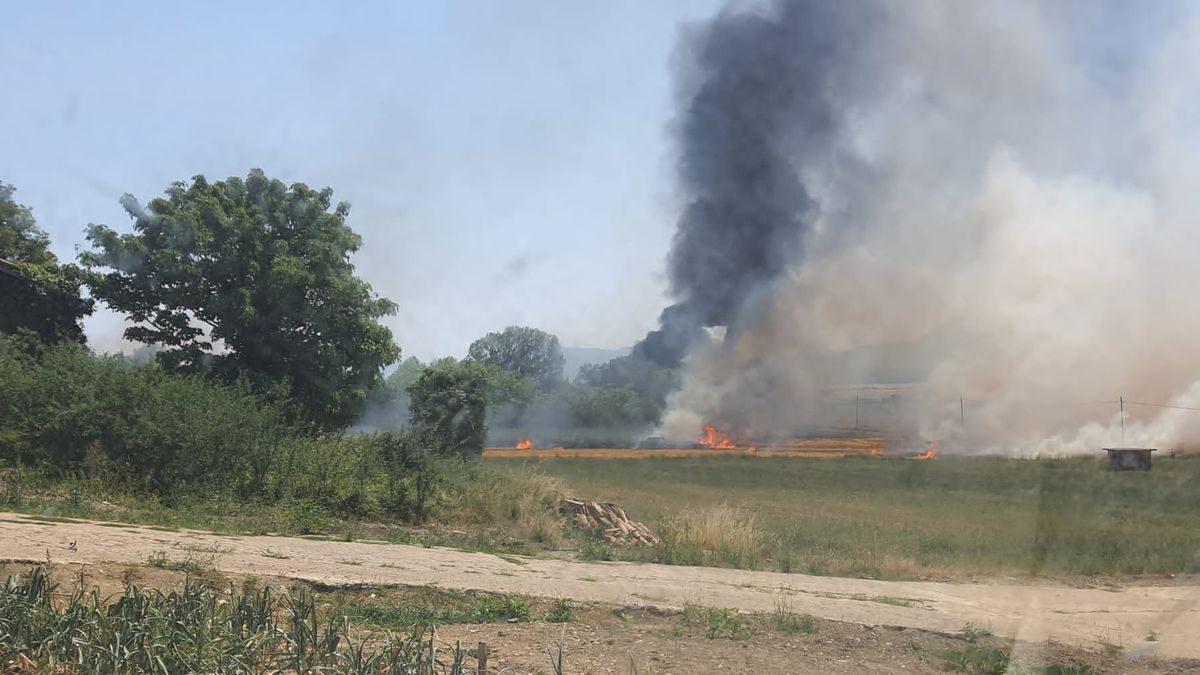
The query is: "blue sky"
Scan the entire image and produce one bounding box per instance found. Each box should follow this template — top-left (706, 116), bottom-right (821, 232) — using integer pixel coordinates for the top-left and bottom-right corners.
top-left (1, 1), bottom-right (721, 359)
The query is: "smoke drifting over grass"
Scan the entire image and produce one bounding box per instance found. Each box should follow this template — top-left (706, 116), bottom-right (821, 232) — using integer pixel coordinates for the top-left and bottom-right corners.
top-left (657, 0), bottom-right (1200, 454)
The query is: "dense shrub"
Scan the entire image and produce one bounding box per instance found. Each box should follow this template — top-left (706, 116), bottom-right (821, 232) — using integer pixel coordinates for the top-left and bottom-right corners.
top-left (269, 431), bottom-right (448, 521)
top-left (0, 334), bottom-right (452, 521)
top-left (0, 335), bottom-right (288, 497)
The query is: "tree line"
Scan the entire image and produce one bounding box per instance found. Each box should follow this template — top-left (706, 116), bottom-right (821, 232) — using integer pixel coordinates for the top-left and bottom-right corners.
top-left (0, 170), bottom-right (675, 458)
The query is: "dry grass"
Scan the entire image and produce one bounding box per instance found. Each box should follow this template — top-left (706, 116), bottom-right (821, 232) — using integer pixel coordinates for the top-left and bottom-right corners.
top-left (663, 503), bottom-right (763, 561)
top-left (518, 509), bottom-right (566, 549)
top-left (443, 468), bottom-right (567, 549)
top-left (449, 469), bottom-right (563, 524)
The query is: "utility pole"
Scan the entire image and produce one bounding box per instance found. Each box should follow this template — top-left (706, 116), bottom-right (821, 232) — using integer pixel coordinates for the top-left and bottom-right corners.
top-left (855, 395), bottom-right (860, 430)
top-left (1120, 395), bottom-right (1125, 446)
top-left (960, 396), bottom-right (965, 428)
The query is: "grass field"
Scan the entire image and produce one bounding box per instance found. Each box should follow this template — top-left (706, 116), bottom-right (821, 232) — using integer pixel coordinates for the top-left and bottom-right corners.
top-left (486, 454), bottom-right (1200, 580)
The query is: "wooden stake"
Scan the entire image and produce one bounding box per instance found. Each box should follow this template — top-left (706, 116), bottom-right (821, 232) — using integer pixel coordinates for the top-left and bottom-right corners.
top-left (478, 641), bottom-right (489, 675)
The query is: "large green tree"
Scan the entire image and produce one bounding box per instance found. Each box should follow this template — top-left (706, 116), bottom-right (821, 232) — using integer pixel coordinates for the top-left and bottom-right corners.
top-left (81, 170), bottom-right (399, 428)
top-left (407, 358), bottom-right (490, 454)
top-left (0, 182), bottom-right (93, 344)
top-left (477, 363), bottom-right (537, 426)
top-left (466, 326), bottom-right (564, 388)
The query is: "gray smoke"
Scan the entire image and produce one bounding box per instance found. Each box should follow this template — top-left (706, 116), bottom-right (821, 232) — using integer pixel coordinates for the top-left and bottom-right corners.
top-left (658, 0), bottom-right (1200, 455)
top-left (636, 0), bottom-right (882, 369)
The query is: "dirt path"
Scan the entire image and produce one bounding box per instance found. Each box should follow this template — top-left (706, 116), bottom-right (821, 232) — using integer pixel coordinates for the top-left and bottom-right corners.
top-left (3, 512), bottom-right (1198, 660)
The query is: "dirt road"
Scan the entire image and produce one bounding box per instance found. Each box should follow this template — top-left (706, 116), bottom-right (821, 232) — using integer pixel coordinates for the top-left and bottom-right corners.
top-left (3, 512), bottom-right (1198, 660)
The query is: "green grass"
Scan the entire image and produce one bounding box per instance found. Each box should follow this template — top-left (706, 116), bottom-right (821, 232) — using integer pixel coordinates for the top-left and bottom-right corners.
top-left (338, 588), bottom-right (531, 628)
top-left (545, 597), bottom-right (577, 623)
top-left (936, 646), bottom-right (1097, 674)
top-left (677, 603), bottom-right (751, 640)
top-left (0, 467), bottom-right (543, 559)
top-left (962, 622), bottom-right (993, 643)
top-left (772, 598), bottom-right (816, 634)
top-left (487, 455), bottom-right (1200, 579)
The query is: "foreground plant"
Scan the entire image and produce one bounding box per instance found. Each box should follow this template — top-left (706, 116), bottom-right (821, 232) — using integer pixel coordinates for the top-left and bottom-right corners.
top-left (0, 566), bottom-right (469, 674)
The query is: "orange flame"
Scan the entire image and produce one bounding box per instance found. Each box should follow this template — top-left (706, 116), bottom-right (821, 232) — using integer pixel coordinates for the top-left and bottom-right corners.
top-left (698, 425), bottom-right (736, 449)
top-left (915, 442), bottom-right (937, 461)
top-left (516, 438), bottom-right (533, 450)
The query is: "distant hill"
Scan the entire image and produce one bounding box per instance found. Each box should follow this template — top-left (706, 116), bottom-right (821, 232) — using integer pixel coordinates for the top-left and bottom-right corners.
top-left (561, 346), bottom-right (631, 380)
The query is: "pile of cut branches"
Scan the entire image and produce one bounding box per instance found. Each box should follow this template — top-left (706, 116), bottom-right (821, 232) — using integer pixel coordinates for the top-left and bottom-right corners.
top-left (559, 498), bottom-right (658, 546)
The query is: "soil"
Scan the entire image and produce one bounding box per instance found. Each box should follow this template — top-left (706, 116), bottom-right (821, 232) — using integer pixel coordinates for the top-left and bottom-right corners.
top-left (2, 512), bottom-right (1199, 673)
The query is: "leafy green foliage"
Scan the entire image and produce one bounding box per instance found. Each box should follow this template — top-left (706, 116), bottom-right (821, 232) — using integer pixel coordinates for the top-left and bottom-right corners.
top-left (577, 530), bottom-right (615, 561)
top-left (564, 353), bottom-right (679, 434)
top-left (937, 646), bottom-right (1012, 674)
top-left (0, 334), bottom-right (290, 495)
top-left (0, 566), bottom-right (470, 674)
top-left (407, 359), bottom-right (490, 454)
top-left (479, 363), bottom-right (538, 426)
top-left (576, 352), bottom-right (679, 409)
top-left (467, 326), bottom-right (564, 388)
top-left (545, 598), bottom-right (576, 623)
top-left (285, 500), bottom-right (335, 534)
top-left (81, 170), bottom-right (399, 428)
top-left (0, 182), bottom-right (94, 344)
top-left (0, 182), bottom-right (54, 265)
top-left (566, 385), bottom-right (659, 427)
top-left (0, 334), bottom-right (453, 520)
top-left (678, 604), bottom-right (750, 640)
top-left (343, 590), bottom-right (530, 627)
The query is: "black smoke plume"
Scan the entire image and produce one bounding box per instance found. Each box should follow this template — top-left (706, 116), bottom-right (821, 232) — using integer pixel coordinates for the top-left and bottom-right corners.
top-left (635, 0), bottom-right (876, 368)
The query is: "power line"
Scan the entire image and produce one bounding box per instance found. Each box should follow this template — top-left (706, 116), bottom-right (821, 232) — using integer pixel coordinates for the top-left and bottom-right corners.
top-left (1124, 400), bottom-right (1200, 412)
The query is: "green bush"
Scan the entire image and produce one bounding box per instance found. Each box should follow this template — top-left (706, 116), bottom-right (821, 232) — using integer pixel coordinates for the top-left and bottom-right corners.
top-left (407, 359), bottom-right (489, 454)
top-left (285, 501), bottom-right (334, 534)
top-left (0, 335), bottom-right (288, 497)
top-left (0, 335), bottom-right (453, 522)
top-left (578, 530), bottom-right (615, 561)
top-left (545, 598), bottom-right (576, 623)
top-left (260, 432), bottom-right (450, 522)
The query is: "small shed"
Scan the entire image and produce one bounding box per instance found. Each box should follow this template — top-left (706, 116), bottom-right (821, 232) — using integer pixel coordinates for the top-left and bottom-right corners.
top-left (1103, 448), bottom-right (1157, 471)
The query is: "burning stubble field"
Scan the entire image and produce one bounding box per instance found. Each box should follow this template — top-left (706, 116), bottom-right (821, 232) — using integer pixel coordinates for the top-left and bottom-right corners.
top-left (488, 454), bottom-right (1200, 581)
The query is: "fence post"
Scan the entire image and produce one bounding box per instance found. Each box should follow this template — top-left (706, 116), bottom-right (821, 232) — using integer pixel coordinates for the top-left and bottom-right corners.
top-left (478, 641), bottom-right (489, 675)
